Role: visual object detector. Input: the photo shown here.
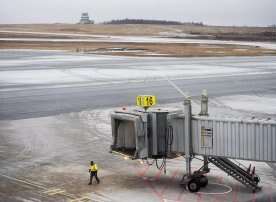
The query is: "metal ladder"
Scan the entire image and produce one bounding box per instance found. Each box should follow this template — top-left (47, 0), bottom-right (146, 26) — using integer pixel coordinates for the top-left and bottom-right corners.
top-left (208, 157), bottom-right (261, 192)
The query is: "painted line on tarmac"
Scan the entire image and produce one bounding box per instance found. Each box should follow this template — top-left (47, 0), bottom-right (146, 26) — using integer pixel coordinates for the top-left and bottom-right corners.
top-left (43, 188), bottom-right (62, 193)
top-left (0, 173), bottom-right (113, 201)
top-left (0, 173), bottom-right (47, 190)
top-left (40, 187), bottom-right (75, 199)
top-left (19, 178), bottom-right (46, 187)
top-left (43, 188), bottom-right (66, 195)
top-left (70, 195), bottom-right (91, 202)
top-left (0, 174), bottom-right (76, 199)
top-left (76, 192), bottom-right (116, 202)
top-left (197, 183), bottom-right (233, 195)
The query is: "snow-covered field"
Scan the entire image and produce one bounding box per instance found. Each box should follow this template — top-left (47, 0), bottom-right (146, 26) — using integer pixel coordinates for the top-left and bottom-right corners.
top-left (1, 36), bottom-right (276, 50)
top-left (1, 30), bottom-right (276, 50)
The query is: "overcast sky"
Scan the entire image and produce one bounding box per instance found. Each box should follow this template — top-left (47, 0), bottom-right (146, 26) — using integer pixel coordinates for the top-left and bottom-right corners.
top-left (0, 0), bottom-right (275, 26)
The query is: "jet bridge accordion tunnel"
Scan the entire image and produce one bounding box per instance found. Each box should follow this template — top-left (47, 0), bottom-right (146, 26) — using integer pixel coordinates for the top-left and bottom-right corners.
top-left (110, 96), bottom-right (276, 193)
top-left (110, 109), bottom-right (176, 160)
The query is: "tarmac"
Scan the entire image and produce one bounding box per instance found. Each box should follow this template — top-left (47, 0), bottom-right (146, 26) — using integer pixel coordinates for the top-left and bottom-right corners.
top-left (0, 50), bottom-right (276, 201)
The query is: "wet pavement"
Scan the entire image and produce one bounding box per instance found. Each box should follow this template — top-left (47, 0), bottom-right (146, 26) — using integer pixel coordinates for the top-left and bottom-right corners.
top-left (0, 108), bottom-right (276, 202)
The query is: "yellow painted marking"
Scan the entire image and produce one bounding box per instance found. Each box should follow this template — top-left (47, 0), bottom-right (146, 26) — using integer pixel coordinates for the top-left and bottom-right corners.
top-left (70, 192), bottom-right (112, 202)
top-left (0, 174), bottom-right (46, 189)
top-left (61, 192), bottom-right (76, 198)
top-left (111, 150), bottom-right (132, 159)
top-left (42, 187), bottom-right (75, 198)
top-left (43, 188), bottom-right (62, 193)
top-left (70, 196), bottom-right (91, 202)
top-left (43, 188), bottom-right (66, 196)
top-left (48, 190), bottom-right (66, 196)
top-left (21, 179), bottom-right (45, 187)
top-left (136, 95), bottom-right (157, 108)
top-left (0, 174), bottom-right (76, 199)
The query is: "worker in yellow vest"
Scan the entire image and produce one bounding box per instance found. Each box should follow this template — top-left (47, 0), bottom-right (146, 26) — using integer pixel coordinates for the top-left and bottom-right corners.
top-left (88, 161), bottom-right (100, 185)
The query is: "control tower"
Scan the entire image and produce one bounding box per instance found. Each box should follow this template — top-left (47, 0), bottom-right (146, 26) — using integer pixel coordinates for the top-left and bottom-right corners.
top-left (79, 12), bottom-right (94, 24)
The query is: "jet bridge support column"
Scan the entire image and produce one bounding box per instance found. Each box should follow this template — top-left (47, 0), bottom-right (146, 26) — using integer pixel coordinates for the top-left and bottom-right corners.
top-left (199, 90), bottom-right (210, 172)
top-left (184, 98), bottom-right (192, 176)
top-left (182, 96), bottom-right (209, 192)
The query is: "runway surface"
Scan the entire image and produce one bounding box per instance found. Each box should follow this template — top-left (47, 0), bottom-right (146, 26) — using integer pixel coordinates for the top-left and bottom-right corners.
top-left (1, 50), bottom-right (276, 120)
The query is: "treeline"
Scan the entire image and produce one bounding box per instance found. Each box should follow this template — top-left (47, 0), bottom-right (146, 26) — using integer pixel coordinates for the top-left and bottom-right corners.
top-left (104, 19), bottom-right (204, 26)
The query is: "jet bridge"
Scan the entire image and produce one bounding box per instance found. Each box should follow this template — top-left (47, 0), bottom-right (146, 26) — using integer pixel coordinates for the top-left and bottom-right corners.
top-left (167, 113), bottom-right (276, 162)
top-left (110, 93), bottom-right (276, 193)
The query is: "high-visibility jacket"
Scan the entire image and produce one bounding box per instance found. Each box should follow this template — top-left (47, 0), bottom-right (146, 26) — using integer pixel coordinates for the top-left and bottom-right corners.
top-left (90, 164), bottom-right (98, 172)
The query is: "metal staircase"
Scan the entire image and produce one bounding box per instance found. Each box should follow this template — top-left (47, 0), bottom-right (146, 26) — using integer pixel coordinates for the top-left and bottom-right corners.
top-left (208, 157), bottom-right (261, 192)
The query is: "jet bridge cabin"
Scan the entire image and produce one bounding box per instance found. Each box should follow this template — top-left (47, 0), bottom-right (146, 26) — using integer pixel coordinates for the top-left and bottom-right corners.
top-left (110, 109), bottom-right (145, 158)
top-left (110, 108), bottom-right (179, 159)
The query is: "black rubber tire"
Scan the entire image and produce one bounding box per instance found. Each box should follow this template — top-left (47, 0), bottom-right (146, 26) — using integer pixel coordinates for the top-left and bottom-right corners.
top-left (188, 179), bottom-right (200, 193)
top-left (199, 176), bottom-right (208, 188)
top-left (253, 176), bottom-right (260, 184)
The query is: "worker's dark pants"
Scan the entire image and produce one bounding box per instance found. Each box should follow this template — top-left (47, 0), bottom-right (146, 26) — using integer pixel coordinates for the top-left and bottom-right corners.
top-left (89, 171), bottom-right (100, 184)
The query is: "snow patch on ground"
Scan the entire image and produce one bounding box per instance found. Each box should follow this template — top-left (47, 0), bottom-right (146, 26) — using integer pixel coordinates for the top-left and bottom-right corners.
top-left (0, 54), bottom-right (117, 67)
top-left (0, 54), bottom-right (261, 85)
top-left (215, 94), bottom-right (276, 115)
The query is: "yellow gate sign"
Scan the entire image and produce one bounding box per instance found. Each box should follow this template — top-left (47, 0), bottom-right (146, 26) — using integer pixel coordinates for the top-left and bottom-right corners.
top-left (136, 95), bottom-right (157, 108)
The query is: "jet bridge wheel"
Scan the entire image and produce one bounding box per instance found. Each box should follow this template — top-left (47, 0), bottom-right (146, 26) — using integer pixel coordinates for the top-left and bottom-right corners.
top-left (199, 175), bottom-right (208, 187)
top-left (253, 175), bottom-right (260, 184)
top-left (187, 179), bottom-right (201, 192)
